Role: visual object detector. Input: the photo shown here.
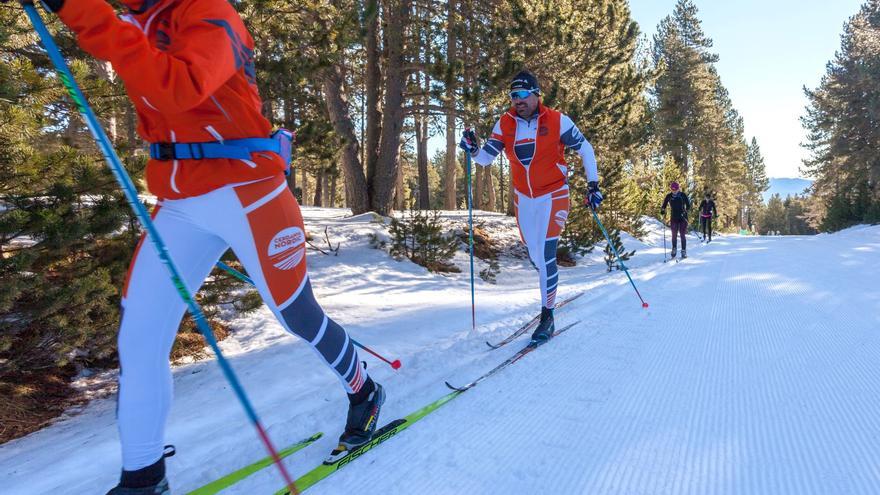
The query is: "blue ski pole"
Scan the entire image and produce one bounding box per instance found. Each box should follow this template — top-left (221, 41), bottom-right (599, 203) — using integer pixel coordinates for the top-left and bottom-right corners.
top-left (465, 147), bottom-right (476, 331)
top-left (213, 261), bottom-right (402, 369)
top-left (589, 205), bottom-right (650, 309)
top-left (20, 3), bottom-right (299, 492)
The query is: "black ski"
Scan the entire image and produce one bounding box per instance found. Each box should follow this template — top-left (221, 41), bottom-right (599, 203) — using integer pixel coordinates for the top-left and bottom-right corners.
top-left (485, 293), bottom-right (584, 350)
top-left (450, 321), bottom-right (580, 392)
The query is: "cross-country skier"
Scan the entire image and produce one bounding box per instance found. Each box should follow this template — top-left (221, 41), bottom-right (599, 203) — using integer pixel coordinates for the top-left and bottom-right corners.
top-left (41, 0), bottom-right (384, 492)
top-left (459, 71), bottom-right (602, 342)
top-left (698, 192), bottom-right (718, 243)
top-left (661, 181), bottom-right (691, 259)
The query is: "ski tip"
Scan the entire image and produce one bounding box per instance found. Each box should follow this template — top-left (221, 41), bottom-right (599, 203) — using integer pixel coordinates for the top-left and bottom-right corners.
top-left (444, 381), bottom-right (466, 392)
top-left (485, 341), bottom-right (500, 349)
top-left (308, 432), bottom-right (324, 442)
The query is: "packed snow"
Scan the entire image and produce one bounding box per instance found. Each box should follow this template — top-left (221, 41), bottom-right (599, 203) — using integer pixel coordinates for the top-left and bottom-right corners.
top-left (2, 209), bottom-right (879, 494)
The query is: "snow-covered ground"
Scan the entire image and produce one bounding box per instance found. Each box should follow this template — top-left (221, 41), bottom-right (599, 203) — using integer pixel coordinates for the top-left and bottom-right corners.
top-left (2, 211), bottom-right (879, 495)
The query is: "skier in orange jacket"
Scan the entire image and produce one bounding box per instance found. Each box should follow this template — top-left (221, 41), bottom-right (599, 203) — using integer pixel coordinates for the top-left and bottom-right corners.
top-left (43, 0), bottom-right (385, 492)
top-left (460, 71), bottom-right (603, 342)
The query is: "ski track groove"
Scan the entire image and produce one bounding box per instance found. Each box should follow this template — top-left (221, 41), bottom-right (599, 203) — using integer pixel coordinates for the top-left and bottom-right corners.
top-left (5, 229), bottom-right (880, 494)
top-left (312, 232), bottom-right (880, 495)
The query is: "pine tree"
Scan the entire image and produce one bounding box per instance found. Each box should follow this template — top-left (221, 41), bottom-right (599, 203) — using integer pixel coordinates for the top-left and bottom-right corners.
top-left (651, 0), bottom-right (718, 176)
top-left (744, 137), bottom-right (770, 228)
top-left (757, 194), bottom-right (787, 234)
top-left (603, 228), bottom-right (635, 272)
top-left (802, 0), bottom-right (880, 231)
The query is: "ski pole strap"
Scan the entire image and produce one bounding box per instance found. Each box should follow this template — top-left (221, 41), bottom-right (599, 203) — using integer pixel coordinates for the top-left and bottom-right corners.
top-left (149, 138), bottom-right (280, 161)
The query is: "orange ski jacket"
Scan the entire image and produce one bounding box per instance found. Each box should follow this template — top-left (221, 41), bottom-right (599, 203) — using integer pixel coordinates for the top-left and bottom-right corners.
top-left (58, 0), bottom-right (284, 200)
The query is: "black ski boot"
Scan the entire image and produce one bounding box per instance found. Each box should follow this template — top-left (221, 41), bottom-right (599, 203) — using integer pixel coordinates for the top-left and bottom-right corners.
top-left (325, 377), bottom-right (385, 464)
top-left (681, 249), bottom-right (688, 259)
top-left (670, 248), bottom-right (677, 259)
top-left (106, 447), bottom-right (174, 495)
top-left (530, 307), bottom-right (555, 343)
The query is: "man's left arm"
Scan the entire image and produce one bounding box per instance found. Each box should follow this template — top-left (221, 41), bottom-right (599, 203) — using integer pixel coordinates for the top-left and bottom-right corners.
top-left (559, 115), bottom-right (598, 183)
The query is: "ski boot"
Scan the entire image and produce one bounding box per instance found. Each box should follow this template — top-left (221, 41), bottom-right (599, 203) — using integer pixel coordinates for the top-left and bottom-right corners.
top-left (530, 307), bottom-right (555, 343)
top-left (106, 447), bottom-right (174, 495)
top-left (670, 248), bottom-right (677, 259)
top-left (681, 249), bottom-right (687, 259)
top-left (325, 377), bottom-right (385, 464)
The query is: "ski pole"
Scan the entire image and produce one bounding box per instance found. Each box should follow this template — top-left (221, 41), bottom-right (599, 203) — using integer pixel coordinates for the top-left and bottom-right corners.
top-left (20, 4), bottom-right (299, 492)
top-left (213, 261), bottom-right (402, 370)
top-left (589, 204), bottom-right (649, 309)
top-left (464, 140), bottom-right (477, 332)
top-left (350, 338), bottom-right (402, 370)
top-left (662, 216), bottom-right (667, 262)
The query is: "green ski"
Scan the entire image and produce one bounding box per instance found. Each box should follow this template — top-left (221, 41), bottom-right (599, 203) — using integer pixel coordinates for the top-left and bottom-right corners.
top-left (274, 392), bottom-right (463, 494)
top-left (275, 320), bottom-right (581, 493)
top-left (186, 432), bottom-right (323, 495)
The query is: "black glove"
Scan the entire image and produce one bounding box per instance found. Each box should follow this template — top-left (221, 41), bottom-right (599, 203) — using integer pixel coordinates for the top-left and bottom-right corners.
top-left (585, 181), bottom-right (603, 210)
top-left (458, 128), bottom-right (479, 155)
top-left (41, 0), bottom-right (65, 12)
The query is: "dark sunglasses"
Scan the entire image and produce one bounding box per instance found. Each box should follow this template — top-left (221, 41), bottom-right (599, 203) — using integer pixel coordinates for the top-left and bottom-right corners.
top-left (509, 90), bottom-right (533, 100)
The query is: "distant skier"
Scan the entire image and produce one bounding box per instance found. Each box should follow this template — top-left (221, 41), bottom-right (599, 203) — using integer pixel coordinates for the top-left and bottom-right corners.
top-left (43, 0), bottom-right (384, 492)
top-left (698, 192), bottom-right (718, 243)
top-left (661, 182), bottom-right (691, 259)
top-left (460, 70), bottom-right (602, 342)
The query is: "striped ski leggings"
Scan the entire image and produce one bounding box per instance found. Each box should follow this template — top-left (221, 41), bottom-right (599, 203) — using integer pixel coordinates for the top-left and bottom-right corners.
top-left (514, 187), bottom-right (570, 309)
top-left (118, 175), bottom-right (366, 470)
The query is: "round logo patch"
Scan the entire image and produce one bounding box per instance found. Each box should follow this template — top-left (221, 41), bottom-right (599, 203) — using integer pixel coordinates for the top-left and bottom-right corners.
top-left (268, 227), bottom-right (306, 270)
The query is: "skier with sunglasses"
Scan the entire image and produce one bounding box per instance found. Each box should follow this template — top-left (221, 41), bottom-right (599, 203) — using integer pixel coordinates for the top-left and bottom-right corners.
top-left (460, 71), bottom-right (601, 343)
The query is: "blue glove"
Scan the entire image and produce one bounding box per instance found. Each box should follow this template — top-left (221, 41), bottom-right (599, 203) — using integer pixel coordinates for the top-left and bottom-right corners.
top-left (459, 128), bottom-right (479, 156)
top-left (586, 181), bottom-right (603, 210)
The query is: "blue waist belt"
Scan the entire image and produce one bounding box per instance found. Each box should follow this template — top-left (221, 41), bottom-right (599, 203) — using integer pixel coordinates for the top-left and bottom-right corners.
top-left (149, 138), bottom-right (280, 161)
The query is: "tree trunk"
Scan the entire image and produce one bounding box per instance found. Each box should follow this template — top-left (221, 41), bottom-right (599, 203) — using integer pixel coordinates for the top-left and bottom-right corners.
top-left (498, 153), bottom-right (505, 212)
top-left (416, 113), bottom-right (430, 210)
top-left (369, 0), bottom-right (409, 215)
top-left (507, 161), bottom-right (515, 216)
top-left (313, 169), bottom-right (324, 207)
top-left (394, 138), bottom-right (406, 210)
top-left (417, 65), bottom-right (431, 210)
top-left (327, 173), bottom-right (339, 208)
top-left (323, 171), bottom-right (332, 207)
top-left (444, 0), bottom-right (458, 210)
top-left (95, 61), bottom-right (118, 143)
top-left (125, 101), bottom-right (137, 149)
top-left (364, 0), bottom-right (382, 193)
top-left (474, 164), bottom-right (484, 211)
top-left (321, 65), bottom-right (369, 213)
top-left (300, 162), bottom-right (309, 206)
top-left (284, 97), bottom-right (296, 193)
top-left (485, 167), bottom-right (496, 211)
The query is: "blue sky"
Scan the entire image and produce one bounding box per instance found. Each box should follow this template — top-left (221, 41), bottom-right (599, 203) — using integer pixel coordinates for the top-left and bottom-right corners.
top-left (628, 0), bottom-right (865, 178)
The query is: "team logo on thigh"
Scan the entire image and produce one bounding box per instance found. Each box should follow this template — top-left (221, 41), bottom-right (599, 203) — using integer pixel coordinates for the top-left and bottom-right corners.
top-left (268, 227), bottom-right (306, 270)
top-left (555, 210), bottom-right (569, 228)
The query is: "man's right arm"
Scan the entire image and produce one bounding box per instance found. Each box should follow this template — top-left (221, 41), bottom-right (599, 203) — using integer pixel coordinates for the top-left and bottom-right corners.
top-left (471, 119), bottom-right (505, 167)
top-left (58, 0), bottom-right (243, 114)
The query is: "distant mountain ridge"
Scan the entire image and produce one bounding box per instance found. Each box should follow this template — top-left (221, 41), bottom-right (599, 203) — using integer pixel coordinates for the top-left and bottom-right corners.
top-left (763, 178), bottom-right (813, 203)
